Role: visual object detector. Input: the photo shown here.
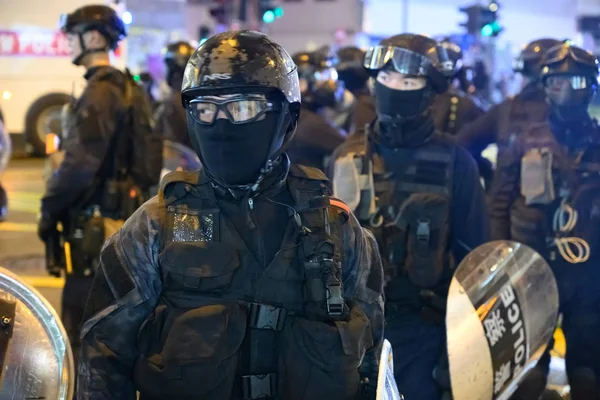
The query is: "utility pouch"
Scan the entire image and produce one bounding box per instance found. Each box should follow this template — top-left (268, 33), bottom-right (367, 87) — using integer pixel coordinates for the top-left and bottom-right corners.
top-left (398, 193), bottom-right (450, 289)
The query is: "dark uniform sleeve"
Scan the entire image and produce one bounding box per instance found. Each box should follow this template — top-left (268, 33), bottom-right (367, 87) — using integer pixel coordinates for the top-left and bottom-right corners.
top-left (451, 146), bottom-right (491, 262)
top-left (456, 102), bottom-right (502, 155)
top-left (77, 197), bottom-right (165, 399)
top-left (488, 138), bottom-right (522, 241)
top-left (339, 211), bottom-right (385, 378)
top-left (41, 81), bottom-right (124, 218)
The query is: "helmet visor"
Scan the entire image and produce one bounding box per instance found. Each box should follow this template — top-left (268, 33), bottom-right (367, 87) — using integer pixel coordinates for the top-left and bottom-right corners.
top-left (545, 75), bottom-right (590, 90)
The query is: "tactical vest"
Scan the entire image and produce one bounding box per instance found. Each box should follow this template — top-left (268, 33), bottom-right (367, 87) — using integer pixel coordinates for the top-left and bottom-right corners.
top-left (133, 166), bottom-right (373, 400)
top-left (336, 131), bottom-right (455, 313)
top-left (510, 122), bottom-right (600, 262)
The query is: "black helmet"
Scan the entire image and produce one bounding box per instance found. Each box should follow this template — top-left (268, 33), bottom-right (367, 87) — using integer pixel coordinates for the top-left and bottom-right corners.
top-left (334, 46), bottom-right (370, 92)
top-left (59, 5), bottom-right (126, 50)
top-left (513, 38), bottom-right (563, 79)
top-left (181, 31), bottom-right (301, 188)
top-left (165, 41), bottom-right (194, 88)
top-left (292, 50), bottom-right (342, 110)
top-left (165, 41), bottom-right (195, 70)
top-left (365, 33), bottom-right (453, 93)
top-left (292, 51), bottom-right (331, 79)
top-left (182, 31), bottom-right (300, 106)
top-left (439, 39), bottom-right (463, 78)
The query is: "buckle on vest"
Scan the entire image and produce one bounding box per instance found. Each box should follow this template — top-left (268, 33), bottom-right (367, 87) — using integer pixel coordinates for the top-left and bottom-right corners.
top-left (241, 373), bottom-right (277, 399)
top-left (416, 220), bottom-right (430, 248)
top-left (326, 280), bottom-right (344, 316)
top-left (248, 303), bottom-right (287, 331)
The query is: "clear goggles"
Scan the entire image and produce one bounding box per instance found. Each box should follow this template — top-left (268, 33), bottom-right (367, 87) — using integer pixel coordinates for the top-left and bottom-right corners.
top-left (364, 45), bottom-right (453, 76)
top-left (545, 75), bottom-right (590, 90)
top-left (188, 94), bottom-right (280, 125)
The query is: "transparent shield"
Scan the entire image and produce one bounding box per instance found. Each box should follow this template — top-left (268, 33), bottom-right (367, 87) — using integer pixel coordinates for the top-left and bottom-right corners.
top-left (446, 241), bottom-right (558, 400)
top-left (0, 266), bottom-right (74, 399)
top-left (376, 339), bottom-right (403, 400)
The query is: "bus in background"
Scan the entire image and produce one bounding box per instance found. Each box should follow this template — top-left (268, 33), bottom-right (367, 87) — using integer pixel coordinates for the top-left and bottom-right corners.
top-left (0, 0), bottom-right (127, 157)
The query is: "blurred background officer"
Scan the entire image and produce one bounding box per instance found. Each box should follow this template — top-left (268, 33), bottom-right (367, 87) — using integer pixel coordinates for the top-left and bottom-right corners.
top-left (335, 46), bottom-right (377, 132)
top-left (287, 50), bottom-right (346, 170)
top-left (77, 30), bottom-right (385, 400)
top-left (38, 4), bottom-right (161, 367)
top-left (489, 43), bottom-right (600, 400)
top-left (432, 39), bottom-right (485, 136)
top-left (154, 41), bottom-right (194, 148)
top-left (332, 33), bottom-right (490, 400)
top-left (457, 38), bottom-right (562, 182)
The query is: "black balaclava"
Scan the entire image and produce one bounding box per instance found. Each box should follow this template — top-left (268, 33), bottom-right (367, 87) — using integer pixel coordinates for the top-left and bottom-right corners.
top-left (187, 112), bottom-right (288, 186)
top-left (374, 79), bottom-right (435, 148)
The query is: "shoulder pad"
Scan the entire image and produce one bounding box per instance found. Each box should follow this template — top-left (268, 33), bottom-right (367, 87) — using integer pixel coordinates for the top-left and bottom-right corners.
top-left (289, 164), bottom-right (330, 182)
top-left (159, 170), bottom-right (201, 195)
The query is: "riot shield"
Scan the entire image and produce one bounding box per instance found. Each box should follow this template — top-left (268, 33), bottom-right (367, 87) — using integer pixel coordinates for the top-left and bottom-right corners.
top-left (0, 116), bottom-right (10, 175)
top-left (376, 339), bottom-right (403, 400)
top-left (0, 266), bottom-right (74, 399)
top-left (161, 140), bottom-right (201, 179)
top-left (446, 241), bottom-right (558, 400)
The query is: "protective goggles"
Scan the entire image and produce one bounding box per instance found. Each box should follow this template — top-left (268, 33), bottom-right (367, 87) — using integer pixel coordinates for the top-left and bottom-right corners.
top-left (544, 44), bottom-right (598, 68)
top-left (364, 45), bottom-right (453, 76)
top-left (188, 94), bottom-right (280, 125)
top-left (545, 75), bottom-right (590, 90)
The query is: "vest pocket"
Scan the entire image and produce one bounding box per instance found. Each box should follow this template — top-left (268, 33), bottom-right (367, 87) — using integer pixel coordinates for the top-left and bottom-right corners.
top-left (281, 305), bottom-right (373, 400)
top-left (135, 302), bottom-right (247, 398)
top-left (160, 241), bottom-right (240, 292)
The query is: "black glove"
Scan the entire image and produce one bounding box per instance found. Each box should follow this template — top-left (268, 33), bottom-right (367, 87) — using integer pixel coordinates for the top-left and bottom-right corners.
top-left (37, 213), bottom-right (56, 243)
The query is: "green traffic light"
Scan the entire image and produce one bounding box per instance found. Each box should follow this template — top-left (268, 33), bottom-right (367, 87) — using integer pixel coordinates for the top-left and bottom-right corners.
top-left (133, 74), bottom-right (141, 82)
top-left (263, 10), bottom-right (275, 23)
top-left (274, 7), bottom-right (284, 17)
top-left (481, 24), bottom-right (494, 37)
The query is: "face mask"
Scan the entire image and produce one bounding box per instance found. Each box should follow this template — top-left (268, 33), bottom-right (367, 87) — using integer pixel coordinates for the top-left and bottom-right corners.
top-left (188, 113), bottom-right (284, 186)
top-left (374, 80), bottom-right (431, 121)
top-left (374, 80), bottom-right (434, 147)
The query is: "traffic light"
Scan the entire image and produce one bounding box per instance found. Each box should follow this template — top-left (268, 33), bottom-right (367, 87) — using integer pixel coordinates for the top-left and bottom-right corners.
top-left (459, 2), bottom-right (502, 37)
top-left (199, 25), bottom-right (211, 44)
top-left (259, 0), bottom-right (284, 24)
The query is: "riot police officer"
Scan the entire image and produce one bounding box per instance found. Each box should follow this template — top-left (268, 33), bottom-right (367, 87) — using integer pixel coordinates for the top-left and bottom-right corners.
top-left (288, 51), bottom-right (346, 170)
top-left (332, 34), bottom-right (490, 400)
top-left (490, 43), bottom-right (600, 400)
top-left (432, 40), bottom-right (485, 135)
top-left (155, 41), bottom-right (194, 148)
top-left (335, 46), bottom-right (377, 132)
top-left (77, 30), bottom-right (385, 400)
top-left (457, 38), bottom-right (562, 177)
top-left (38, 4), bottom-right (160, 366)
